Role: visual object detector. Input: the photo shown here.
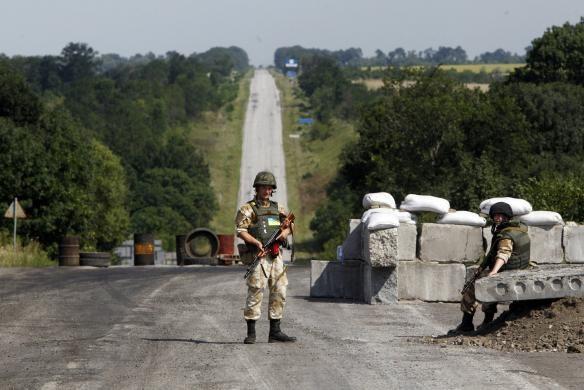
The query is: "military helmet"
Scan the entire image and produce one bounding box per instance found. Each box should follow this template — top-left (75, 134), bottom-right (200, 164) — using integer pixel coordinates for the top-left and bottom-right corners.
top-left (489, 202), bottom-right (513, 219)
top-left (253, 171), bottom-right (277, 189)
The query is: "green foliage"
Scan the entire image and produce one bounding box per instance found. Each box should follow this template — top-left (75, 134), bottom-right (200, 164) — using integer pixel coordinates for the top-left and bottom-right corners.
top-left (0, 63), bottom-right (42, 125)
top-left (516, 175), bottom-right (584, 222)
top-left (510, 18), bottom-right (584, 84)
top-left (310, 70), bottom-right (584, 253)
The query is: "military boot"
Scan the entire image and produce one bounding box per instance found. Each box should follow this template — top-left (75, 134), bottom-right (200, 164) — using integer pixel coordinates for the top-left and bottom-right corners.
top-left (447, 312), bottom-right (474, 336)
top-left (268, 319), bottom-right (296, 343)
top-left (477, 311), bottom-right (495, 331)
top-left (244, 320), bottom-right (256, 344)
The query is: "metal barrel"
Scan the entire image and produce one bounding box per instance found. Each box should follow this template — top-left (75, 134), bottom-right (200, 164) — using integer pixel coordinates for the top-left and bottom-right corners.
top-left (58, 236), bottom-right (80, 266)
top-left (185, 228), bottom-right (219, 259)
top-left (134, 233), bottom-right (155, 266)
top-left (217, 234), bottom-right (235, 256)
top-left (176, 235), bottom-right (186, 266)
top-left (80, 252), bottom-right (110, 267)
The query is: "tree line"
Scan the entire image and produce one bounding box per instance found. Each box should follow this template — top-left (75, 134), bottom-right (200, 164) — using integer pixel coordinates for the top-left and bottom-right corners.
top-left (300, 19), bottom-right (584, 257)
top-left (274, 45), bottom-right (525, 71)
top-left (0, 43), bottom-right (249, 254)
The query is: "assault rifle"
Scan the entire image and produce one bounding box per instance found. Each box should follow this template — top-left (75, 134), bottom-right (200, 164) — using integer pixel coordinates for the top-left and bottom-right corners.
top-left (461, 262), bottom-right (486, 295)
top-left (243, 212), bottom-right (295, 280)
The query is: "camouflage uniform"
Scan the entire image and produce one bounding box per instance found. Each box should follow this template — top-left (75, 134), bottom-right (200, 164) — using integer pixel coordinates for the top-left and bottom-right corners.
top-left (461, 222), bottom-right (530, 315)
top-left (236, 199), bottom-right (289, 321)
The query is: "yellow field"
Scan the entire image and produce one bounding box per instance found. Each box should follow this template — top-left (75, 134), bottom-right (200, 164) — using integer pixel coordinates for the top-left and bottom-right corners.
top-left (362, 63), bottom-right (524, 74)
top-left (439, 63), bottom-right (524, 73)
top-left (353, 79), bottom-right (490, 92)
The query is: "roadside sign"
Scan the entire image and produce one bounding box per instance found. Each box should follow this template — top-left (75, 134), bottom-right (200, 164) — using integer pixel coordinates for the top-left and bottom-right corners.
top-left (5, 199), bottom-right (26, 219)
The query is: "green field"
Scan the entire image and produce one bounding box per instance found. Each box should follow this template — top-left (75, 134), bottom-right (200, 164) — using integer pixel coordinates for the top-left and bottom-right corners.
top-left (273, 72), bottom-right (357, 260)
top-left (188, 71), bottom-right (252, 234)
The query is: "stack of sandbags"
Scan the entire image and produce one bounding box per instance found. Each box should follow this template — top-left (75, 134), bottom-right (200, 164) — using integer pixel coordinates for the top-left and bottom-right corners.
top-left (362, 192), bottom-right (406, 230)
top-left (479, 197), bottom-right (532, 217)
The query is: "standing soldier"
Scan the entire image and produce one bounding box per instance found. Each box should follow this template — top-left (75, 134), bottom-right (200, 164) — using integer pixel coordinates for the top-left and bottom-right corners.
top-left (449, 201), bottom-right (531, 334)
top-left (236, 171), bottom-right (296, 344)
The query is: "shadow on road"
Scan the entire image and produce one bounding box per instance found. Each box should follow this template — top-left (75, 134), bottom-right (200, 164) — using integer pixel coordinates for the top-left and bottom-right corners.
top-left (142, 338), bottom-right (241, 345)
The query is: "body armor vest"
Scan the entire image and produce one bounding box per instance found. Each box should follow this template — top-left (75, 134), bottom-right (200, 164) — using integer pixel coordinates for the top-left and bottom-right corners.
top-left (486, 222), bottom-right (530, 271)
top-left (247, 199), bottom-right (280, 244)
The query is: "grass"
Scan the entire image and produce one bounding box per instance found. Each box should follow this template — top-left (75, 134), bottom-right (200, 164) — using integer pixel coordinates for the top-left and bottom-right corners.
top-left (187, 71), bottom-right (252, 234)
top-left (0, 234), bottom-right (53, 267)
top-left (272, 72), bottom-right (357, 260)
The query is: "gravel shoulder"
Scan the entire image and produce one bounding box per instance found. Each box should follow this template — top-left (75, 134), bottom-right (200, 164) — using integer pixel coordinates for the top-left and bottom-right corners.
top-left (1, 266), bottom-right (582, 389)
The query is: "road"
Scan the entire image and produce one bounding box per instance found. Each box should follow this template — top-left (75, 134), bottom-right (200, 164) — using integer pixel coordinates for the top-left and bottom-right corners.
top-left (1, 266), bottom-right (583, 389)
top-left (237, 69), bottom-right (288, 210)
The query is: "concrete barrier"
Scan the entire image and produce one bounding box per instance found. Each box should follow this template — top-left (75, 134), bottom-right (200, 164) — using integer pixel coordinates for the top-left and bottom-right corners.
top-left (398, 224), bottom-right (417, 261)
top-left (419, 224), bottom-right (483, 263)
top-left (528, 225), bottom-right (564, 264)
top-left (363, 264), bottom-right (398, 304)
top-left (564, 225), bottom-right (584, 263)
top-left (362, 228), bottom-right (399, 267)
top-left (342, 219), bottom-right (362, 260)
top-left (397, 261), bottom-right (466, 302)
top-left (475, 265), bottom-right (584, 303)
top-left (310, 260), bottom-right (365, 300)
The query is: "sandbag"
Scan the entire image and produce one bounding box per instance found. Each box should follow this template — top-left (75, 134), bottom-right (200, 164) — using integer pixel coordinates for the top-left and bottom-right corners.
top-left (517, 211), bottom-right (564, 226)
top-left (480, 197), bottom-right (532, 216)
top-left (397, 211), bottom-right (417, 225)
top-left (399, 194), bottom-right (450, 214)
top-left (361, 207), bottom-right (393, 223)
top-left (362, 192), bottom-right (396, 209)
top-left (365, 212), bottom-right (400, 231)
top-left (436, 211), bottom-right (486, 227)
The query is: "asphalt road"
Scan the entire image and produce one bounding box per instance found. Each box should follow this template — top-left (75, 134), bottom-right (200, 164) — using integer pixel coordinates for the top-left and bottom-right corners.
top-left (1, 266), bottom-right (582, 389)
top-left (237, 69), bottom-right (288, 210)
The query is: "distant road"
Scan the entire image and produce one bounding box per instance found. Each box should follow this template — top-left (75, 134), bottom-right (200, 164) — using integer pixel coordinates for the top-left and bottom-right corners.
top-left (237, 69), bottom-right (288, 210)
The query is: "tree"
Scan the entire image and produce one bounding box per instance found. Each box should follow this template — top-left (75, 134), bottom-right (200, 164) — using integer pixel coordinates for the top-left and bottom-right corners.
top-left (509, 18), bottom-right (584, 84)
top-left (60, 42), bottom-right (99, 83)
top-left (0, 63), bottom-right (42, 125)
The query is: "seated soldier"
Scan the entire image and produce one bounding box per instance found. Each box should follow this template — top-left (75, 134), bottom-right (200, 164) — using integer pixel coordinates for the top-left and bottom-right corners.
top-left (449, 201), bottom-right (530, 335)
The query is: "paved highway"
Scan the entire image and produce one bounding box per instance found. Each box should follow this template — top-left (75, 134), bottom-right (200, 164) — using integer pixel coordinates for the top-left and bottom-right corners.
top-left (237, 69), bottom-right (288, 210)
top-left (0, 266), bottom-right (581, 389)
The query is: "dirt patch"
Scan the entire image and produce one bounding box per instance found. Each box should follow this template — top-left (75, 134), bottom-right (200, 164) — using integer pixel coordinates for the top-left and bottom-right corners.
top-left (421, 298), bottom-right (584, 353)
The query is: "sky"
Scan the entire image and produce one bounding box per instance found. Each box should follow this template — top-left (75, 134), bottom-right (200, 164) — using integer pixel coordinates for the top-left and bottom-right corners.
top-left (1, 0), bottom-right (583, 66)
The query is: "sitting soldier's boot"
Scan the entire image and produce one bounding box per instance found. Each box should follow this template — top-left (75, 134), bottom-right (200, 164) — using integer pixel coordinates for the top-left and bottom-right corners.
top-left (268, 319), bottom-right (297, 343)
top-left (243, 320), bottom-right (256, 344)
top-left (447, 312), bottom-right (475, 335)
top-left (479, 311), bottom-right (495, 329)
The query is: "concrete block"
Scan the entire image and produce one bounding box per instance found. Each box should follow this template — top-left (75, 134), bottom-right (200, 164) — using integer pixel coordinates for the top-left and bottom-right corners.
top-left (528, 225), bottom-right (564, 264)
top-left (564, 225), bottom-right (584, 263)
top-left (363, 264), bottom-right (398, 304)
top-left (419, 224), bottom-right (483, 263)
top-left (397, 261), bottom-right (466, 302)
top-left (476, 265), bottom-right (584, 303)
top-left (397, 224), bottom-right (417, 261)
top-left (342, 219), bottom-right (363, 260)
top-left (362, 228), bottom-right (399, 267)
top-left (310, 260), bottom-right (365, 300)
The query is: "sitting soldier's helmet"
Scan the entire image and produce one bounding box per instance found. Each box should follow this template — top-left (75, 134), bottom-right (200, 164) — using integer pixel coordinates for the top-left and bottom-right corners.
top-left (253, 171), bottom-right (277, 189)
top-left (489, 202), bottom-right (513, 219)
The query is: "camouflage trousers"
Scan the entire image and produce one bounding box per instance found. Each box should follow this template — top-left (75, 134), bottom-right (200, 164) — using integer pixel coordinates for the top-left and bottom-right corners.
top-left (461, 269), bottom-right (498, 315)
top-left (244, 253), bottom-right (288, 321)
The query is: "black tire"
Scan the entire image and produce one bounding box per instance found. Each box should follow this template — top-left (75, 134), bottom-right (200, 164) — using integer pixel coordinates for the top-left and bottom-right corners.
top-left (80, 252), bottom-right (110, 267)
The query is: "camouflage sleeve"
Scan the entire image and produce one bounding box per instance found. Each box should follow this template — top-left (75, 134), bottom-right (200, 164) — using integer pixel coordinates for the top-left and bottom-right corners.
top-left (496, 238), bottom-right (513, 264)
top-left (235, 204), bottom-right (254, 233)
